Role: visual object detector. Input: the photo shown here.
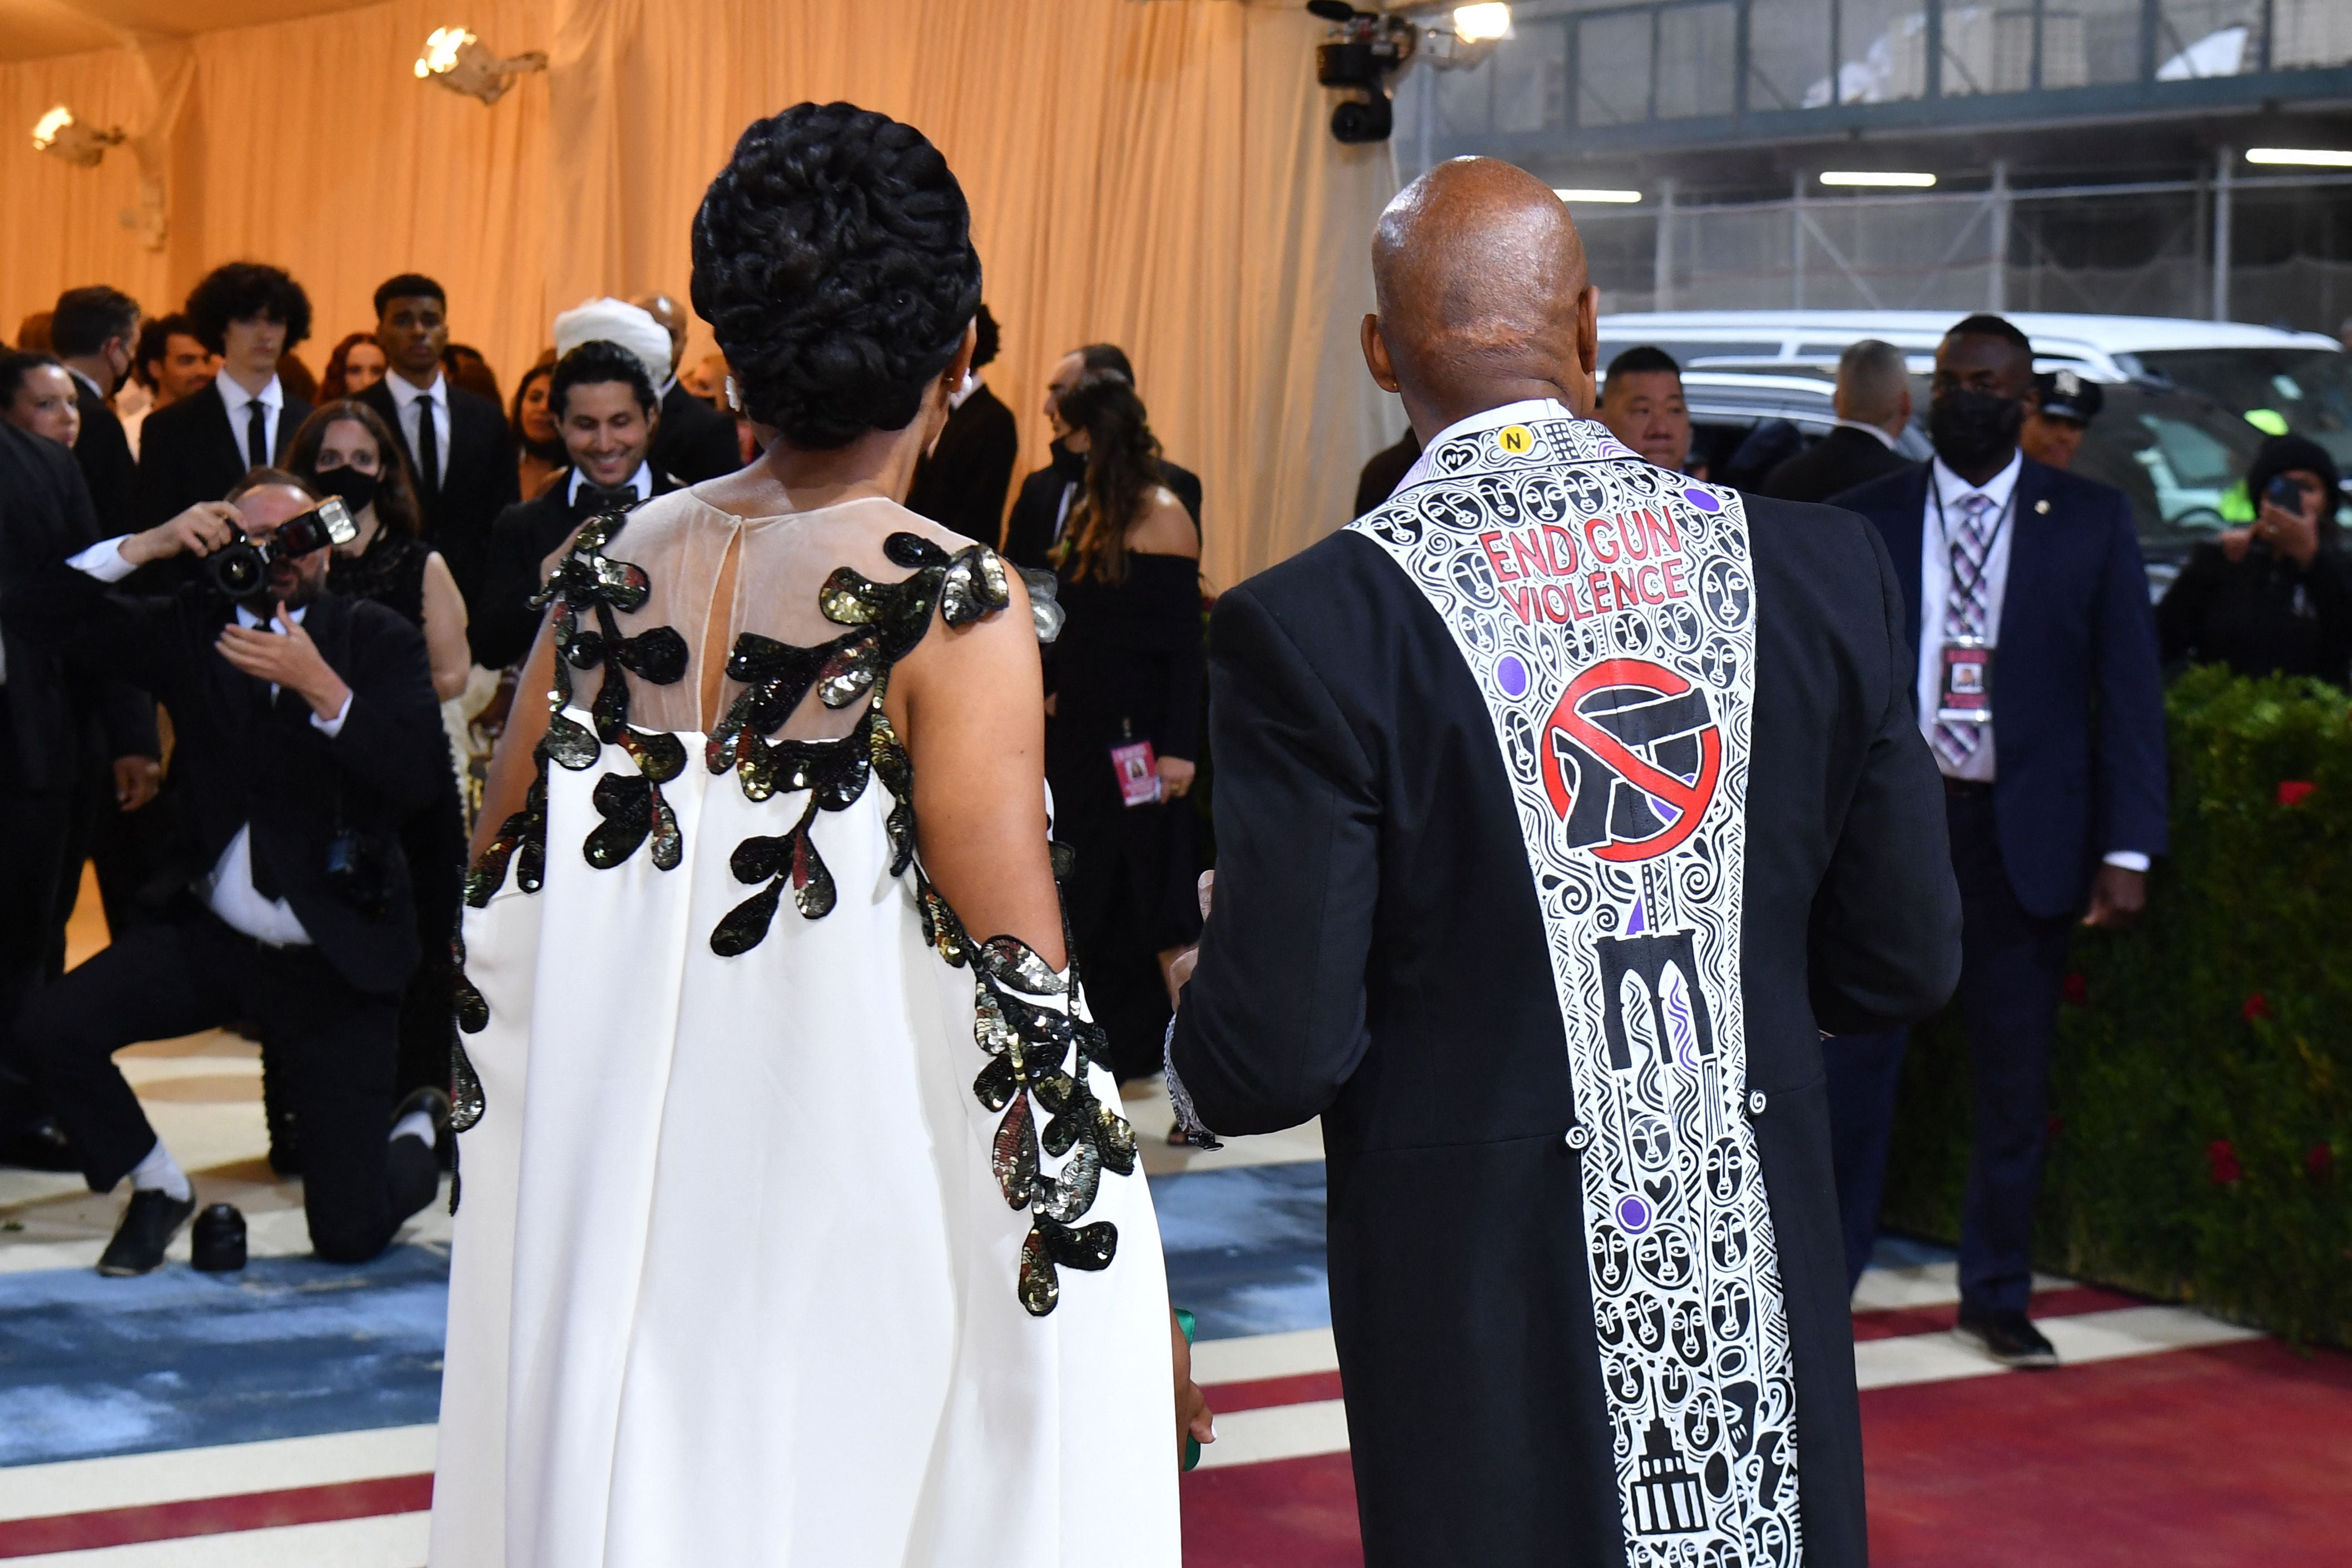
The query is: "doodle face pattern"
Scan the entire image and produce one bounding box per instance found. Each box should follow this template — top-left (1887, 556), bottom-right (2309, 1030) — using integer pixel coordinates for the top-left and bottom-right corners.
top-left (1351, 409), bottom-right (1801, 1568)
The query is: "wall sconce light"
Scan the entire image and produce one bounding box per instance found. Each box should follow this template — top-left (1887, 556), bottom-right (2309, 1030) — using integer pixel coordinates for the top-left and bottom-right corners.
top-left (32, 106), bottom-right (126, 168)
top-left (414, 27), bottom-right (548, 106)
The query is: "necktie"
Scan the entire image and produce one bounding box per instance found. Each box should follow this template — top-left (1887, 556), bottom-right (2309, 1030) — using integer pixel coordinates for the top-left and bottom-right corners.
top-left (246, 400), bottom-right (269, 468)
top-left (415, 393), bottom-right (441, 508)
top-left (1933, 492), bottom-right (1997, 769)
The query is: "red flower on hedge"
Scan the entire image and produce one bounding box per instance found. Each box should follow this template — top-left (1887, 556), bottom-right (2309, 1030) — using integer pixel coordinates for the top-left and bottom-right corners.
top-left (2311, 1145), bottom-right (2335, 1182)
top-left (2061, 972), bottom-right (2088, 1006)
top-left (2243, 993), bottom-right (2271, 1023)
top-left (2208, 1140), bottom-right (2242, 1184)
top-left (2277, 780), bottom-right (2317, 807)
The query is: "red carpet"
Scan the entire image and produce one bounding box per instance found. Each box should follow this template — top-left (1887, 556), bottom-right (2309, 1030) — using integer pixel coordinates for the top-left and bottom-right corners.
top-left (1180, 1339), bottom-right (2352, 1566)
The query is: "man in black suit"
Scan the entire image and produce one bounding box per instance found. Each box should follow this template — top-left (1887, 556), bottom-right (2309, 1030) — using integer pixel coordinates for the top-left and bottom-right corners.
top-left (0, 418), bottom-right (157, 1170)
top-left (1167, 159), bottom-right (1958, 1568)
top-left (473, 341), bottom-right (683, 669)
top-left (49, 288), bottom-right (170, 936)
top-left (633, 292), bottom-right (744, 483)
top-left (358, 274), bottom-right (519, 613)
top-left (1001, 343), bottom-right (1202, 569)
top-left (1353, 425), bottom-right (1421, 515)
top-left (52, 287), bottom-right (142, 537)
top-left (905, 304), bottom-right (1019, 542)
top-left (135, 264), bottom-right (314, 530)
top-left (1826, 316), bottom-right (2167, 1369)
top-left (1759, 339), bottom-right (1916, 504)
top-left (12, 474), bottom-right (450, 1275)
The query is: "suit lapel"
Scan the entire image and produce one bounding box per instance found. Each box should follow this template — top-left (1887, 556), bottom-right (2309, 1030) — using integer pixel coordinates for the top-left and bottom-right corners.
top-left (196, 383), bottom-right (244, 475)
top-left (1999, 459), bottom-right (2055, 654)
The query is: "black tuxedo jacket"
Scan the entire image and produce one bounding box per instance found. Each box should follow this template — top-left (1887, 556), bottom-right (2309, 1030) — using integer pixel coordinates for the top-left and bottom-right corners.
top-left (1759, 423), bottom-right (1912, 505)
top-left (1838, 456), bottom-right (2167, 917)
top-left (1000, 442), bottom-right (1203, 569)
top-left (0, 424), bottom-right (160, 793)
top-left (1353, 428), bottom-right (1422, 517)
top-left (71, 375), bottom-right (137, 538)
top-left (136, 380), bottom-right (313, 528)
top-left (23, 565), bottom-right (445, 996)
top-left (359, 378), bottom-right (518, 614)
top-left (906, 382), bottom-right (1019, 543)
top-left (1169, 494), bottom-right (1959, 1567)
top-left (650, 382), bottom-right (743, 485)
top-left (470, 470), bottom-right (685, 668)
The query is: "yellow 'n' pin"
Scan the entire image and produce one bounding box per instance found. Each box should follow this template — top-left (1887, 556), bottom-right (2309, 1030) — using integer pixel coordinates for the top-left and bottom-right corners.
top-left (1498, 425), bottom-right (1535, 456)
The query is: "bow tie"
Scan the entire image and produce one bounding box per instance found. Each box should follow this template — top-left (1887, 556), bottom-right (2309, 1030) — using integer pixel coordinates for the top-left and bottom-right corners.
top-left (575, 482), bottom-right (641, 515)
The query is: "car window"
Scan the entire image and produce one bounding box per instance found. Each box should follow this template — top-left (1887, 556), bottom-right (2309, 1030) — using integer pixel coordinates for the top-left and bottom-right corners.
top-left (2131, 348), bottom-right (2352, 469)
top-left (1597, 339), bottom-right (1786, 370)
top-left (2071, 384), bottom-right (2266, 562)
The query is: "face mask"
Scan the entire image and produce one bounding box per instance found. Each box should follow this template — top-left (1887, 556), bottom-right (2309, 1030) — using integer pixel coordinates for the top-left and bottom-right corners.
top-left (313, 464), bottom-right (380, 514)
top-left (1929, 389), bottom-right (2025, 469)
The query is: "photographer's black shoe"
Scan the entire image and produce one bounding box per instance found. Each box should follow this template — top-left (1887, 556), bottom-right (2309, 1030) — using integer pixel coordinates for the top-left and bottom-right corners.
top-left (0, 1115), bottom-right (81, 1173)
top-left (391, 1086), bottom-right (453, 1164)
top-left (1954, 1309), bottom-right (2060, 1368)
top-left (98, 1189), bottom-right (197, 1277)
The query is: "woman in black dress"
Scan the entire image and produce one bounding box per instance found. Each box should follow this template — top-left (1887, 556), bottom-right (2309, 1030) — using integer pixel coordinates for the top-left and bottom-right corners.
top-left (1045, 371), bottom-right (1205, 1085)
top-left (2157, 434), bottom-right (2352, 686)
top-left (286, 401), bottom-right (470, 1113)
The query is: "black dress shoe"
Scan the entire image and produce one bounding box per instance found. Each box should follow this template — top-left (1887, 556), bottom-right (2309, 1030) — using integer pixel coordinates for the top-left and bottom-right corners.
top-left (1954, 1309), bottom-right (2060, 1368)
top-left (98, 1189), bottom-right (197, 1277)
top-left (0, 1115), bottom-right (81, 1173)
top-left (391, 1086), bottom-right (453, 1164)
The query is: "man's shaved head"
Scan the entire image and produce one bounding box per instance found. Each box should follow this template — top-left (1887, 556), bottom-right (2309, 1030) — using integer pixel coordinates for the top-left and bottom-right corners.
top-left (1362, 157), bottom-right (1601, 437)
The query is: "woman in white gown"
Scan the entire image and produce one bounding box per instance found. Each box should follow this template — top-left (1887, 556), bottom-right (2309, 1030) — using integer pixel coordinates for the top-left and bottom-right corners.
top-left (429, 102), bottom-right (1206, 1566)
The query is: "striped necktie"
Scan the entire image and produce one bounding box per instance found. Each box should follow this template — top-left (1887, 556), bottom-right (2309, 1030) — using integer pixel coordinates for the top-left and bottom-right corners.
top-left (1933, 491), bottom-right (1997, 769)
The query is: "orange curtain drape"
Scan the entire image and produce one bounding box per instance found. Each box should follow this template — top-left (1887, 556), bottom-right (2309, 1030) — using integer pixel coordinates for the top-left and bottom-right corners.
top-left (0, 0), bottom-right (1399, 580)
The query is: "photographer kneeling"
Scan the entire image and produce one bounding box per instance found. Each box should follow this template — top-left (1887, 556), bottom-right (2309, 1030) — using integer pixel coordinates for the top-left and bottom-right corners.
top-left (14, 472), bottom-right (449, 1275)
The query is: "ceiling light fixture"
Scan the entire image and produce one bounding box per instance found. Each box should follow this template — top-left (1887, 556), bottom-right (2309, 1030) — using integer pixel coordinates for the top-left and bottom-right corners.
top-left (414, 27), bottom-right (548, 106)
top-left (1453, 3), bottom-right (1512, 42)
top-left (1554, 187), bottom-right (1643, 204)
top-left (31, 105), bottom-right (125, 168)
top-left (1818, 170), bottom-right (1937, 188)
top-left (2245, 147), bottom-right (2352, 168)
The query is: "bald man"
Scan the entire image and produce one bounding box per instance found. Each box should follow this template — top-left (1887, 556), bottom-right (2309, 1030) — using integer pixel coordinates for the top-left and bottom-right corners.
top-left (1168, 158), bottom-right (1958, 1566)
top-left (632, 291), bottom-right (743, 483)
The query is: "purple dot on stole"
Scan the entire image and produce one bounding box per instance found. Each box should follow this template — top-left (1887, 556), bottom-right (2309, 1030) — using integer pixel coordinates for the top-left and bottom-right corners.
top-left (1682, 487), bottom-right (1721, 513)
top-left (1495, 653), bottom-right (1530, 698)
top-left (1617, 1195), bottom-right (1652, 1233)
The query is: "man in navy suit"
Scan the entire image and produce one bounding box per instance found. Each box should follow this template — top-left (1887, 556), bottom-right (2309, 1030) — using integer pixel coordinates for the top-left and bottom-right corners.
top-left (1825, 313), bottom-right (2167, 1367)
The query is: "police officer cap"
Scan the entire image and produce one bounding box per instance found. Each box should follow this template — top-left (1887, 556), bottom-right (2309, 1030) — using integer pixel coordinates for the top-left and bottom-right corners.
top-left (2034, 368), bottom-right (2103, 424)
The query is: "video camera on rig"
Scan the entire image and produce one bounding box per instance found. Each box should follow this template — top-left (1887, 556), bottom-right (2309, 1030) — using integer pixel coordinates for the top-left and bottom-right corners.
top-left (206, 497), bottom-right (359, 601)
top-left (1307, 1), bottom-right (1416, 144)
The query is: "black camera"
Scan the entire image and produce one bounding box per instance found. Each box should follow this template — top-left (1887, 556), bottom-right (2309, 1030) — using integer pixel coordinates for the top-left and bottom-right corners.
top-left (1309, 1), bottom-right (1414, 144)
top-left (207, 497), bottom-right (358, 601)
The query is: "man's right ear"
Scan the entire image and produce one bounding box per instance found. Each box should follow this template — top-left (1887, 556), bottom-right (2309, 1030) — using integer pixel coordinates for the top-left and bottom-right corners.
top-left (1360, 315), bottom-right (1401, 394)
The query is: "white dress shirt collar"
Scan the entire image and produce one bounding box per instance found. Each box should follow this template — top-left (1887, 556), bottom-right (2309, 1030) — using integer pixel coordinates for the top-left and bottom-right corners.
top-left (217, 373), bottom-right (283, 419)
top-left (1929, 448), bottom-right (2023, 518)
top-left (1832, 417), bottom-right (1898, 450)
top-left (949, 370), bottom-right (983, 412)
top-left (385, 369), bottom-right (445, 412)
top-left (567, 462), bottom-right (654, 507)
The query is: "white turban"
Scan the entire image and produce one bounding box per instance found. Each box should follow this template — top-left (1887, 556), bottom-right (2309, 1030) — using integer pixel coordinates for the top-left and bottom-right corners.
top-left (551, 297), bottom-right (673, 390)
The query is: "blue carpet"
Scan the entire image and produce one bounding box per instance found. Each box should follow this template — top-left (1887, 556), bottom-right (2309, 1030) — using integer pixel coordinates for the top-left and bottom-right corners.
top-left (0, 1246), bottom-right (450, 1466)
top-left (1150, 1161), bottom-right (1331, 1342)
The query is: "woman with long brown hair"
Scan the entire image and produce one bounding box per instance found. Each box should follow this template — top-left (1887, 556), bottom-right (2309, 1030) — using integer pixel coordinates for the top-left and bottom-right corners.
top-left (1046, 369), bottom-right (1205, 1086)
top-left (317, 331), bottom-right (388, 402)
top-left (509, 357), bottom-right (564, 498)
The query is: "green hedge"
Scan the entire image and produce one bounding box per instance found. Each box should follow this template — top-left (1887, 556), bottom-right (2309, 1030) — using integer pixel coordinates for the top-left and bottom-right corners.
top-left (1880, 664), bottom-right (2352, 1346)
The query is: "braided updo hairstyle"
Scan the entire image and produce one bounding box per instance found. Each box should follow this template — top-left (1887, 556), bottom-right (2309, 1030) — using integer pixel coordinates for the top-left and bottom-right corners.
top-left (691, 102), bottom-right (982, 451)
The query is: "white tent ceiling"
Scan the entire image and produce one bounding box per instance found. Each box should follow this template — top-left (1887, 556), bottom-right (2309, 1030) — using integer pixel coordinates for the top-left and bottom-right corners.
top-left (0, 0), bottom-right (389, 62)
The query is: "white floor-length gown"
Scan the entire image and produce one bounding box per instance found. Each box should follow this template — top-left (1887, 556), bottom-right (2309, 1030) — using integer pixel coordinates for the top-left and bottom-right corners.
top-left (428, 492), bottom-right (1180, 1566)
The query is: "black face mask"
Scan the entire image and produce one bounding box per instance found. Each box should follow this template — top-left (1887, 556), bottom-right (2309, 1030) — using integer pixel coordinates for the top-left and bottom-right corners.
top-left (312, 464), bottom-right (380, 514)
top-left (1929, 389), bottom-right (2026, 470)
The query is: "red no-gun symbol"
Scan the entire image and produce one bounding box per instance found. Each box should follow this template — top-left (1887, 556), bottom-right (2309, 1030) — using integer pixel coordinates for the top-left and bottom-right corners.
top-left (1540, 658), bottom-right (1721, 862)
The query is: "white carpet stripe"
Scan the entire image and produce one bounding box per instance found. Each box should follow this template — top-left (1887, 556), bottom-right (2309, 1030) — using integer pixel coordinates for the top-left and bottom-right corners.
top-left (0, 1426), bottom-right (436, 1521)
top-left (1193, 1400), bottom-right (1351, 1470)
